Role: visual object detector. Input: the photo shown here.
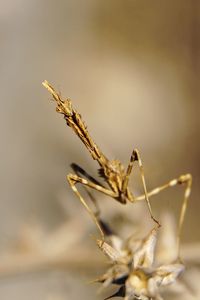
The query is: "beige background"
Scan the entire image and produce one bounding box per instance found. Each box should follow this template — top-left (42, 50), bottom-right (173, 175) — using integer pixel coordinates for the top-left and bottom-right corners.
top-left (0, 1), bottom-right (199, 299)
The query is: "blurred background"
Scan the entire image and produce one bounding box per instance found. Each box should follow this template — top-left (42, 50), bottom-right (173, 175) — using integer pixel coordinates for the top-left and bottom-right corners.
top-left (0, 0), bottom-right (199, 299)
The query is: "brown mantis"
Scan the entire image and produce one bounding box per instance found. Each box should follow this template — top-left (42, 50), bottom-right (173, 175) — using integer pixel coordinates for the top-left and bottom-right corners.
top-left (42, 80), bottom-right (192, 258)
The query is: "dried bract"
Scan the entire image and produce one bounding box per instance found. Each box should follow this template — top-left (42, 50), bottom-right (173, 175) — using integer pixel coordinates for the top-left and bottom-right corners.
top-left (96, 225), bottom-right (185, 300)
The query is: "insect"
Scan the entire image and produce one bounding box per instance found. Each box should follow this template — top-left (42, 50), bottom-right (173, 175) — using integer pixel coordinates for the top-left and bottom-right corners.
top-left (43, 80), bottom-right (192, 258)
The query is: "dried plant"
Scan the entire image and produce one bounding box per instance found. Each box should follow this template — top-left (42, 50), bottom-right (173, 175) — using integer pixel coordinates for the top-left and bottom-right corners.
top-left (0, 210), bottom-right (199, 299)
top-left (94, 219), bottom-right (184, 300)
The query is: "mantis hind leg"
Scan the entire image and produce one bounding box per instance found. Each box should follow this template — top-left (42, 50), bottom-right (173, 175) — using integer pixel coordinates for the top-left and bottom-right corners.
top-left (133, 173), bottom-right (192, 258)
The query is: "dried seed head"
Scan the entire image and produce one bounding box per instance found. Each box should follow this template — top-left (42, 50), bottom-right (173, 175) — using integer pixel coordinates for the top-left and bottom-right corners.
top-left (95, 225), bottom-right (185, 300)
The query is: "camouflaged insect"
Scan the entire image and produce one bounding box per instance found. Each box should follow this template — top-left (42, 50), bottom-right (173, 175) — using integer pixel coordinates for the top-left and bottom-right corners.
top-left (43, 80), bottom-right (192, 258)
top-left (43, 81), bottom-right (192, 299)
top-left (95, 224), bottom-right (184, 300)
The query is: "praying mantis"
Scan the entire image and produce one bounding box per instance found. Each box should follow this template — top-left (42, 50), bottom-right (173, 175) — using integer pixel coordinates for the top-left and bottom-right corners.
top-left (43, 80), bottom-right (192, 258)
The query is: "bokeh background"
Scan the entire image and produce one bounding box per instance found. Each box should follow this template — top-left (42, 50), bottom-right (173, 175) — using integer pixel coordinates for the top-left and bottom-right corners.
top-left (0, 0), bottom-right (199, 299)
